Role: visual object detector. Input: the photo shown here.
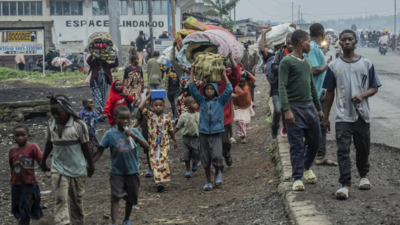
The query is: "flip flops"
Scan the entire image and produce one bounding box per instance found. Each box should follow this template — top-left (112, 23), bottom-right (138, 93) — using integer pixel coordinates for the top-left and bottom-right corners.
top-left (336, 187), bottom-right (350, 200)
top-left (359, 178), bottom-right (371, 190)
top-left (203, 183), bottom-right (213, 191)
top-left (303, 170), bottom-right (317, 184)
top-left (292, 180), bottom-right (305, 191)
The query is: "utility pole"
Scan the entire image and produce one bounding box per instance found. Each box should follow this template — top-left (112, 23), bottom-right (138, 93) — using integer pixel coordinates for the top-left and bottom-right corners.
top-left (169, 0), bottom-right (176, 38)
top-left (365, 7), bottom-right (367, 18)
top-left (109, 0), bottom-right (121, 61)
top-left (234, 6), bottom-right (236, 31)
top-left (301, 13), bottom-right (303, 24)
top-left (292, 2), bottom-right (293, 23)
top-left (395, 0), bottom-right (397, 36)
top-left (148, 0), bottom-right (154, 57)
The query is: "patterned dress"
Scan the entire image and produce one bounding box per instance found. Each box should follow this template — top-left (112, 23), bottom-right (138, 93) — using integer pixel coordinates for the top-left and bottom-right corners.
top-left (91, 69), bottom-right (108, 114)
top-left (124, 70), bottom-right (144, 106)
top-left (177, 77), bottom-right (202, 118)
top-left (143, 108), bottom-right (174, 184)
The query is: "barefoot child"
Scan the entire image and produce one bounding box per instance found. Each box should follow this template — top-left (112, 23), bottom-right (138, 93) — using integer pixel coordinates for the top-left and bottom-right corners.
top-left (40, 94), bottom-right (95, 225)
top-left (232, 71), bottom-right (256, 144)
top-left (123, 55), bottom-right (144, 112)
top-left (139, 93), bottom-right (178, 192)
top-left (278, 30), bottom-right (324, 191)
top-left (132, 90), bottom-right (153, 178)
top-left (9, 124), bottom-right (45, 225)
top-left (103, 79), bottom-right (134, 126)
top-left (93, 105), bottom-right (149, 225)
top-left (323, 29), bottom-right (381, 200)
top-left (189, 68), bottom-right (233, 191)
top-left (79, 99), bottom-right (105, 154)
top-left (174, 96), bottom-right (200, 178)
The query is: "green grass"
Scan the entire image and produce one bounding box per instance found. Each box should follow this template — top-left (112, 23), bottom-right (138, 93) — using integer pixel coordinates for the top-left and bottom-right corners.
top-left (0, 67), bottom-right (86, 81)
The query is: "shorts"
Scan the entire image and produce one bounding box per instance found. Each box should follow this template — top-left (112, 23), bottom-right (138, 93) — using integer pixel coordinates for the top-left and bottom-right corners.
top-left (11, 183), bottom-right (43, 221)
top-left (110, 173), bottom-right (140, 204)
top-left (181, 135), bottom-right (200, 163)
top-left (199, 133), bottom-right (223, 168)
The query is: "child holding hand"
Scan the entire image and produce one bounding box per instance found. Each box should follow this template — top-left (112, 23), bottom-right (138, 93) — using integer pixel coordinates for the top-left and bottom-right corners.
top-left (9, 124), bottom-right (45, 225)
top-left (79, 98), bottom-right (105, 154)
top-left (103, 79), bottom-right (134, 126)
top-left (139, 92), bottom-right (177, 192)
top-left (232, 71), bottom-right (256, 144)
top-left (93, 105), bottom-right (149, 225)
top-left (174, 96), bottom-right (200, 178)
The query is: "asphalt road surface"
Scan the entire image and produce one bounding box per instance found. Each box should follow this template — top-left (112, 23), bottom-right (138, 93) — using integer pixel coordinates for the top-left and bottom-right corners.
top-left (325, 47), bottom-right (400, 148)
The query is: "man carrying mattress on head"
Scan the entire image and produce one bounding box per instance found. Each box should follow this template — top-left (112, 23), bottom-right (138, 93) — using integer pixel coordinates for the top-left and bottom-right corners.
top-left (199, 50), bottom-right (241, 171)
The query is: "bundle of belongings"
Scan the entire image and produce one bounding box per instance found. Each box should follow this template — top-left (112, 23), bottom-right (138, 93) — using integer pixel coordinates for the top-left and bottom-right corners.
top-left (51, 57), bottom-right (72, 67)
top-left (256, 23), bottom-right (295, 49)
top-left (87, 32), bottom-right (118, 63)
top-left (192, 53), bottom-right (225, 83)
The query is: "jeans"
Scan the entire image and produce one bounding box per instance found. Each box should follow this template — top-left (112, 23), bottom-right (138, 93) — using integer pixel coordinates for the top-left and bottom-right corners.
top-left (149, 84), bottom-right (162, 90)
top-left (28, 63), bottom-right (33, 71)
top-left (336, 118), bottom-right (370, 187)
top-left (286, 105), bottom-right (321, 180)
top-left (127, 103), bottom-right (135, 113)
top-left (271, 94), bottom-right (282, 136)
top-left (18, 63), bottom-right (25, 71)
top-left (317, 100), bottom-right (327, 158)
top-left (167, 92), bottom-right (179, 120)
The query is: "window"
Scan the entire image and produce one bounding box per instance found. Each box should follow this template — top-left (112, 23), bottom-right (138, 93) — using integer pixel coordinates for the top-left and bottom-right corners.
top-left (93, 0), bottom-right (127, 15)
top-left (133, 0), bottom-right (148, 15)
top-left (50, 1), bottom-right (83, 16)
top-left (0, 1), bottom-right (43, 16)
top-left (153, 0), bottom-right (168, 15)
top-left (120, 0), bottom-right (127, 15)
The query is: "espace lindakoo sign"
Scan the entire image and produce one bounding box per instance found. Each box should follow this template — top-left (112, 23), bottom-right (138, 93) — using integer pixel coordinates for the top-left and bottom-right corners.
top-left (0, 30), bottom-right (44, 56)
top-left (65, 20), bottom-right (165, 28)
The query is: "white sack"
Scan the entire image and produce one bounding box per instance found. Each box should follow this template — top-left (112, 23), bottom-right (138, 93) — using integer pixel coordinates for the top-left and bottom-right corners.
top-left (257, 23), bottom-right (296, 49)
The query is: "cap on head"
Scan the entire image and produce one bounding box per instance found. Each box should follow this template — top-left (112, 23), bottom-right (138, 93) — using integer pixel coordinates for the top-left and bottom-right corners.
top-left (163, 30), bottom-right (168, 34)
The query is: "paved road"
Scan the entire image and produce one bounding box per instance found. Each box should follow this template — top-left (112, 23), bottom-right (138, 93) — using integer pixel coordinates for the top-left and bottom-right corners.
top-left (324, 47), bottom-right (400, 148)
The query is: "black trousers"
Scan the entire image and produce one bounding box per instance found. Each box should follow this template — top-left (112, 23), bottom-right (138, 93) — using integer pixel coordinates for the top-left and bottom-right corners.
top-left (336, 118), bottom-right (370, 187)
top-left (221, 124), bottom-right (232, 159)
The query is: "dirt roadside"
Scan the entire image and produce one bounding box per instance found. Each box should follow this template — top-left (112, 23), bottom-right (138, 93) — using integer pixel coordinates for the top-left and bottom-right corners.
top-left (0, 73), bottom-right (290, 225)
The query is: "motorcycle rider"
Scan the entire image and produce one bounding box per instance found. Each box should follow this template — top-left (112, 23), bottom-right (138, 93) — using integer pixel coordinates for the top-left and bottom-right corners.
top-left (378, 32), bottom-right (389, 52)
top-left (360, 31), bottom-right (365, 47)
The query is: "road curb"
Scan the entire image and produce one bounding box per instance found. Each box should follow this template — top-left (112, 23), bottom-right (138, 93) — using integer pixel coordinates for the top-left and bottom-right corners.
top-left (268, 100), bottom-right (332, 225)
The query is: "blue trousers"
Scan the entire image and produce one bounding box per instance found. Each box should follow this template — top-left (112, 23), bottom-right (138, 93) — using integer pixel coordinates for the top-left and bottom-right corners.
top-left (286, 105), bottom-right (321, 180)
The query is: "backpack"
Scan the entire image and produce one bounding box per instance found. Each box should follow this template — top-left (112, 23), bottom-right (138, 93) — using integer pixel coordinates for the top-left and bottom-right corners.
top-left (265, 56), bottom-right (278, 84)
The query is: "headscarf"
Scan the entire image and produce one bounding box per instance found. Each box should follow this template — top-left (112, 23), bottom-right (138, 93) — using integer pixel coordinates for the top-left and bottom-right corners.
top-left (49, 94), bottom-right (80, 119)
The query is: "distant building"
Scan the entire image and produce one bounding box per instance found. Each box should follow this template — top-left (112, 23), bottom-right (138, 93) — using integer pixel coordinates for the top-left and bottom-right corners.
top-left (182, 0), bottom-right (221, 26)
top-left (234, 18), bottom-right (259, 37)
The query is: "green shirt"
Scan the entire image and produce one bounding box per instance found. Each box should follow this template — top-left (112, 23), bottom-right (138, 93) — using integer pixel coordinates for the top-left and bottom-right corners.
top-left (176, 112), bottom-right (199, 137)
top-left (278, 55), bottom-right (321, 111)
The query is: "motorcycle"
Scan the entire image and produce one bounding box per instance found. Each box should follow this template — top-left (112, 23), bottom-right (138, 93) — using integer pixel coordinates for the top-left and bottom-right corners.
top-left (335, 48), bottom-right (342, 58)
top-left (379, 43), bottom-right (388, 55)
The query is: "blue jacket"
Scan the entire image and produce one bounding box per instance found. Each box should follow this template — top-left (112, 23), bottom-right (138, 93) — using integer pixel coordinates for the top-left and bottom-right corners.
top-left (189, 81), bottom-right (233, 134)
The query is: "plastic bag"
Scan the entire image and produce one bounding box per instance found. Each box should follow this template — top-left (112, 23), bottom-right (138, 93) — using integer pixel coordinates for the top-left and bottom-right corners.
top-left (256, 23), bottom-right (295, 49)
top-left (184, 16), bottom-right (209, 32)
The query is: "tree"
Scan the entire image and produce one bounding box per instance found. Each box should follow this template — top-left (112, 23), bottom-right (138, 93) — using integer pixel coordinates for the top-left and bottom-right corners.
top-left (221, 16), bottom-right (234, 31)
top-left (351, 24), bottom-right (358, 32)
top-left (203, 0), bottom-right (240, 23)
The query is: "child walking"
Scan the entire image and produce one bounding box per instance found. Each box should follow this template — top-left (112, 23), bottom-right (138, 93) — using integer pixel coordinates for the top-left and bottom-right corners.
top-left (189, 68), bottom-right (233, 191)
top-left (93, 105), bottom-right (149, 225)
top-left (232, 71), bottom-right (256, 144)
top-left (278, 30), bottom-right (324, 191)
top-left (133, 90), bottom-right (153, 178)
top-left (40, 94), bottom-right (95, 225)
top-left (79, 98), bottom-right (105, 154)
top-left (139, 93), bottom-right (178, 192)
top-left (174, 96), bottom-right (200, 178)
top-left (123, 55), bottom-right (144, 112)
top-left (103, 79), bottom-right (134, 126)
top-left (9, 124), bottom-right (44, 225)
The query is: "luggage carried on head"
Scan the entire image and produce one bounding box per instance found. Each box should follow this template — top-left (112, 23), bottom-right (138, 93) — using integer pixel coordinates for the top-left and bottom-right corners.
top-left (192, 53), bottom-right (225, 83)
top-left (87, 32), bottom-right (118, 63)
top-left (256, 23), bottom-right (295, 49)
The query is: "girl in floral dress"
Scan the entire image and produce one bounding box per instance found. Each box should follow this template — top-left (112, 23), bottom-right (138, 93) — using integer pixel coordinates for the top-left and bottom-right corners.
top-left (123, 55), bottom-right (144, 112)
top-left (139, 93), bottom-right (177, 192)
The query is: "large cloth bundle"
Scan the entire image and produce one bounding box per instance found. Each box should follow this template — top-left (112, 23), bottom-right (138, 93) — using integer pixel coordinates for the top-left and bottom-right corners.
top-left (184, 16), bottom-right (209, 32)
top-left (51, 57), bottom-right (72, 67)
top-left (256, 23), bottom-right (295, 49)
top-left (192, 53), bottom-right (225, 83)
top-left (87, 32), bottom-right (118, 62)
top-left (175, 29), bottom-right (200, 51)
top-left (183, 29), bottom-right (243, 64)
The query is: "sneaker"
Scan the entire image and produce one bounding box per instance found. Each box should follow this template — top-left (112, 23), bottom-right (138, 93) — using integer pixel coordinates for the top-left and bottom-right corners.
top-left (156, 183), bottom-right (165, 192)
top-left (225, 157), bottom-right (233, 166)
top-left (203, 183), bottom-right (213, 191)
top-left (214, 172), bottom-right (223, 186)
top-left (192, 163), bottom-right (198, 172)
top-left (145, 170), bottom-right (153, 178)
top-left (281, 127), bottom-right (287, 137)
top-left (123, 221), bottom-right (131, 225)
top-left (185, 171), bottom-right (192, 178)
top-left (241, 138), bottom-right (247, 144)
top-left (230, 137), bottom-right (236, 144)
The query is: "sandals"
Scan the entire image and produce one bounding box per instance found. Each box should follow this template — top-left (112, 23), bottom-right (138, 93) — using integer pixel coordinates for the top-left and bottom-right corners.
top-left (316, 158), bottom-right (338, 166)
top-left (292, 180), bottom-right (305, 191)
top-left (336, 186), bottom-right (351, 200)
top-left (359, 178), bottom-right (371, 190)
top-left (203, 183), bottom-right (213, 191)
top-left (303, 170), bottom-right (317, 184)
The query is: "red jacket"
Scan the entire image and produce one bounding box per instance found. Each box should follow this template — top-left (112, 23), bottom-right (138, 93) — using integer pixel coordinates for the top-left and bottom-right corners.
top-left (103, 79), bottom-right (134, 126)
top-left (200, 64), bottom-right (241, 126)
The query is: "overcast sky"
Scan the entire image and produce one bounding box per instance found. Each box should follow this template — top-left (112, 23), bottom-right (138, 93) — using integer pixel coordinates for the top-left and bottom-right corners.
top-left (234, 0), bottom-right (397, 23)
